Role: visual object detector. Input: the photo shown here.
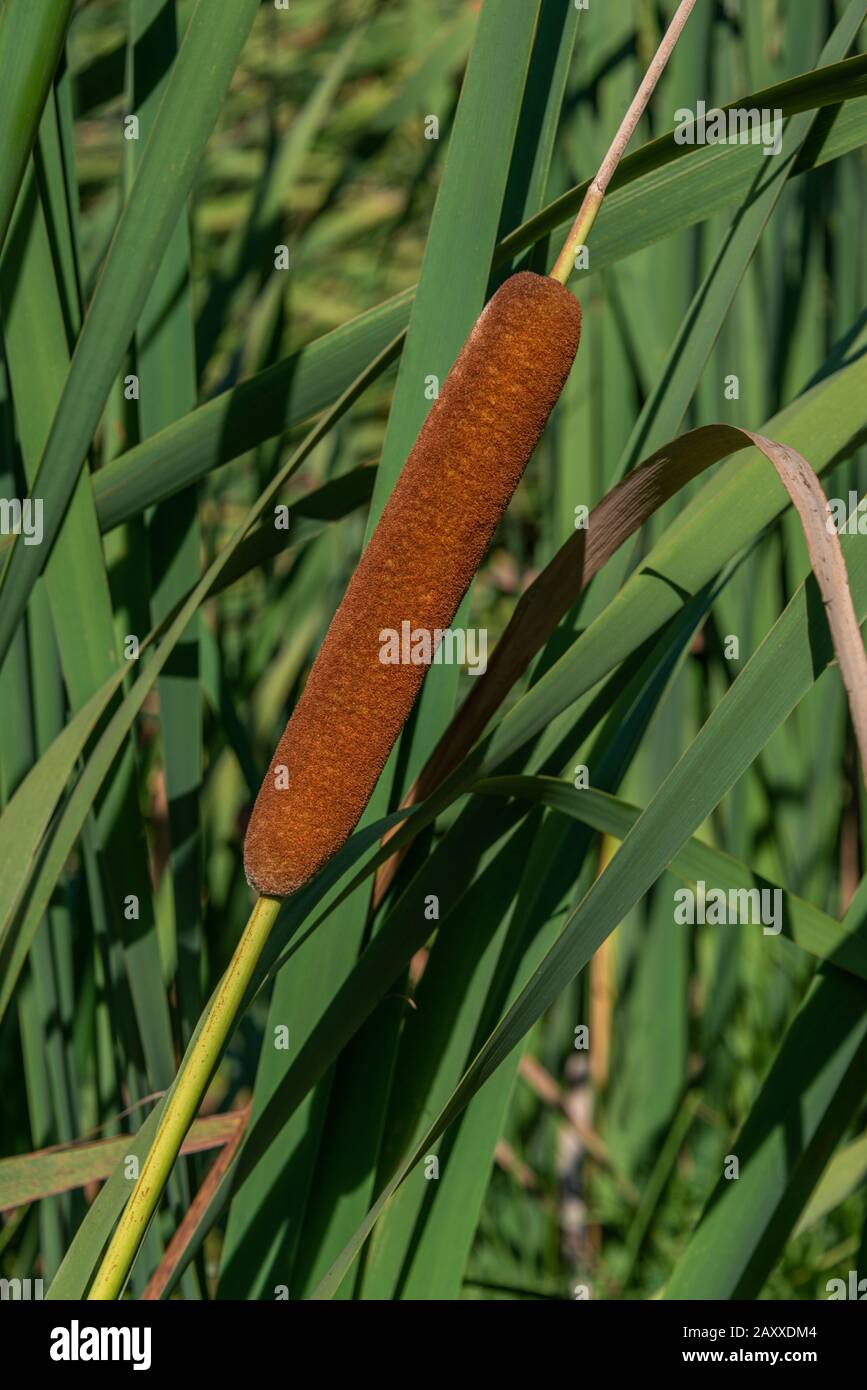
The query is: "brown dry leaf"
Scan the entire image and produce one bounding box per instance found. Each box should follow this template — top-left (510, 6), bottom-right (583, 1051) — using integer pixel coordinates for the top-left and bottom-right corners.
top-left (0, 1110), bottom-right (247, 1211)
top-left (373, 425), bottom-right (867, 907)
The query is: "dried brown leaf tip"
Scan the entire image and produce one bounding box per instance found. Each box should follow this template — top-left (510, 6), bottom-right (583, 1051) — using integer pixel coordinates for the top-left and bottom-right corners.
top-left (244, 271), bottom-right (582, 897)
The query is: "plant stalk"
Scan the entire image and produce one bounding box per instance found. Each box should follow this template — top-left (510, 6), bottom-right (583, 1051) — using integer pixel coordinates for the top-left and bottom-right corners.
top-left (87, 893), bottom-right (281, 1299)
top-left (549, 0), bottom-right (698, 285)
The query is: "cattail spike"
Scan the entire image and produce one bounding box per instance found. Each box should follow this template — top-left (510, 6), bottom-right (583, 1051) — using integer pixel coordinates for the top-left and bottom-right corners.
top-left (244, 271), bottom-right (581, 897)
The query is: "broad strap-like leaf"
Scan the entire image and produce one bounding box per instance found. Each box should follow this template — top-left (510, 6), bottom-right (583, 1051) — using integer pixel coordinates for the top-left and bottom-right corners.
top-left (0, 0), bottom-right (262, 669)
top-left (310, 524), bottom-right (867, 1297)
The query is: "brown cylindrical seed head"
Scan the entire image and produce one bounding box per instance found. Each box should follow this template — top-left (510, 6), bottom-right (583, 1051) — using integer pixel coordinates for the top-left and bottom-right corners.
top-left (244, 271), bottom-right (582, 896)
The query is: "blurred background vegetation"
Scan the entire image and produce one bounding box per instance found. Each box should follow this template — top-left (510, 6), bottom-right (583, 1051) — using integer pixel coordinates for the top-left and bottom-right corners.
top-left (1, 0), bottom-right (866, 1301)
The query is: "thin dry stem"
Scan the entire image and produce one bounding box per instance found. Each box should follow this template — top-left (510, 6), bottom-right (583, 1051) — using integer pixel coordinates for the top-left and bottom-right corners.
top-left (550, 0), bottom-right (698, 284)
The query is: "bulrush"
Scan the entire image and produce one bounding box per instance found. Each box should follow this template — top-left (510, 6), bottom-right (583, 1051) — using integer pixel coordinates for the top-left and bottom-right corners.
top-left (89, 0), bottom-right (698, 1302)
top-left (244, 271), bottom-right (582, 896)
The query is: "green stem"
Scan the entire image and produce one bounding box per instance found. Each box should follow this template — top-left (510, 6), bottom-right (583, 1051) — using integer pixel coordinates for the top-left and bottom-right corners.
top-left (87, 893), bottom-right (282, 1300)
top-left (549, 184), bottom-right (605, 286)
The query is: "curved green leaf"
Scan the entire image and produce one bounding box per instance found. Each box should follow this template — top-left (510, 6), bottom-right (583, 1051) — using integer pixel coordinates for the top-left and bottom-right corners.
top-left (0, 0), bottom-right (74, 249)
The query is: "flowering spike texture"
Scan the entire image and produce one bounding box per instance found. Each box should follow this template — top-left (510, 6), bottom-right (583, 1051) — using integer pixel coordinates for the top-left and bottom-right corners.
top-left (244, 272), bottom-right (582, 896)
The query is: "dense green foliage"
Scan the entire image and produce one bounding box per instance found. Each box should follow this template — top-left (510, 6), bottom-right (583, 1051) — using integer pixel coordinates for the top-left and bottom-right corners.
top-left (0, 0), bottom-right (865, 1301)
